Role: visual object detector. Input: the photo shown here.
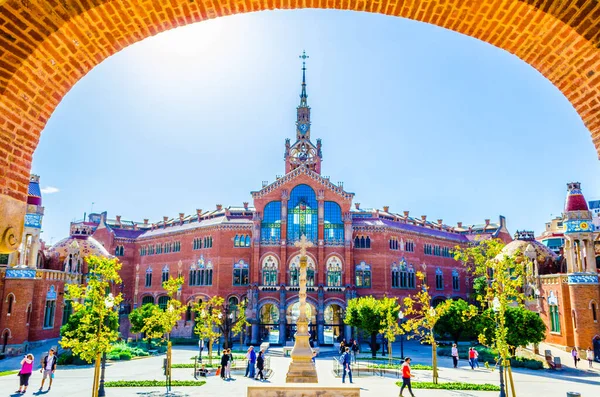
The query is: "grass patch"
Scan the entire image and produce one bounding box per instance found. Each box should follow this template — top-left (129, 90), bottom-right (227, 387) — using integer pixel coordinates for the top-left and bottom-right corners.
top-left (396, 381), bottom-right (500, 391)
top-left (437, 346), bottom-right (544, 370)
top-left (367, 363), bottom-right (432, 370)
top-left (0, 370), bottom-right (18, 377)
top-left (190, 354), bottom-right (245, 360)
top-left (105, 380), bottom-right (206, 387)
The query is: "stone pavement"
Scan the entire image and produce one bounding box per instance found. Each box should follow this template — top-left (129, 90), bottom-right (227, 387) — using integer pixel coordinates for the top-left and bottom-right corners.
top-left (0, 342), bottom-right (598, 397)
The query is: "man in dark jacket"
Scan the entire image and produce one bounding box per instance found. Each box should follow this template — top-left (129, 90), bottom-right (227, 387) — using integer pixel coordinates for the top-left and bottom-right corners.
top-left (256, 350), bottom-right (265, 380)
top-left (341, 347), bottom-right (353, 384)
top-left (220, 351), bottom-right (229, 380)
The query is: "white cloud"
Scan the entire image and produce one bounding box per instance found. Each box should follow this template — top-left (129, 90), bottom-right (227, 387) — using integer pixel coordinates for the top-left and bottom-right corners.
top-left (41, 186), bottom-right (60, 194)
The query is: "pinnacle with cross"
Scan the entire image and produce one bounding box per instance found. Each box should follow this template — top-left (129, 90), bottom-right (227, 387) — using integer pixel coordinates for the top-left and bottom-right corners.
top-left (299, 50), bottom-right (309, 63)
top-left (294, 234), bottom-right (313, 256)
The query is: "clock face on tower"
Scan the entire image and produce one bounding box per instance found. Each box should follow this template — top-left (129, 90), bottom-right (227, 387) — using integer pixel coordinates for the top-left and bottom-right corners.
top-left (298, 123), bottom-right (309, 134)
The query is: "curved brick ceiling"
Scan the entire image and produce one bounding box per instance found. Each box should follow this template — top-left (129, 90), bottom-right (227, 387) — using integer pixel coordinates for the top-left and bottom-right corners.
top-left (1, 0), bottom-right (600, 205)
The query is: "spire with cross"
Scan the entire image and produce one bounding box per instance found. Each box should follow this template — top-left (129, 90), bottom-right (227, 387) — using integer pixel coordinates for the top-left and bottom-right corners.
top-left (299, 50), bottom-right (309, 106)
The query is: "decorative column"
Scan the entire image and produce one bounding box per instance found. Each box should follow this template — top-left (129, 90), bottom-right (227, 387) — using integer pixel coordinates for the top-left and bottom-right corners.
top-left (134, 264), bottom-right (140, 308)
top-left (317, 286), bottom-right (325, 346)
top-left (279, 286), bottom-right (287, 345)
top-left (286, 235), bottom-right (318, 383)
top-left (250, 286), bottom-right (259, 345)
top-left (344, 288), bottom-right (353, 340)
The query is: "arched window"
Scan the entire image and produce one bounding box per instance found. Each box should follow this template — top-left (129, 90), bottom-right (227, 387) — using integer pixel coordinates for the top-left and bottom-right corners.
top-left (452, 269), bottom-right (460, 291)
top-left (145, 267), bottom-right (152, 287)
top-left (43, 286), bottom-right (57, 329)
top-left (405, 240), bottom-right (415, 252)
top-left (262, 255), bottom-right (278, 286)
top-left (289, 254), bottom-right (316, 287)
top-left (185, 303), bottom-right (193, 322)
top-left (355, 262), bottom-right (371, 288)
top-left (158, 296), bottom-right (170, 311)
top-left (326, 256), bottom-right (342, 287)
top-left (142, 296), bottom-right (155, 305)
top-left (591, 301), bottom-right (598, 323)
top-left (391, 264), bottom-right (399, 288)
top-left (287, 185), bottom-right (318, 242)
top-left (161, 265), bottom-right (169, 283)
top-left (261, 201), bottom-right (282, 243)
top-left (234, 235), bottom-right (240, 247)
top-left (233, 260), bottom-right (249, 286)
top-left (189, 262), bottom-right (198, 286)
top-left (6, 294), bottom-right (14, 316)
top-left (191, 256), bottom-right (213, 286)
top-left (324, 201), bottom-right (344, 243)
top-left (245, 235), bottom-right (251, 247)
top-left (407, 264), bottom-right (416, 289)
top-left (435, 267), bottom-right (443, 290)
top-left (26, 304), bottom-right (32, 325)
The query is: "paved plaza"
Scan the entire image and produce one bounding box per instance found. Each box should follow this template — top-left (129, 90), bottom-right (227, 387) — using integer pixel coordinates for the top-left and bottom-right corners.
top-left (1, 341), bottom-right (598, 397)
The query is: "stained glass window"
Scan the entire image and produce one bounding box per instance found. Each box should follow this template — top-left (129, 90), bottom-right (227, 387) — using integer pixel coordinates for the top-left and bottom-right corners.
top-left (326, 256), bottom-right (342, 287)
top-left (289, 254), bottom-right (315, 287)
top-left (261, 201), bottom-right (281, 242)
top-left (262, 255), bottom-right (278, 286)
top-left (452, 269), bottom-right (460, 291)
top-left (355, 262), bottom-right (372, 288)
top-left (287, 185), bottom-right (318, 242)
top-left (233, 260), bottom-right (249, 286)
top-left (324, 201), bottom-right (344, 243)
top-left (435, 267), bottom-right (443, 290)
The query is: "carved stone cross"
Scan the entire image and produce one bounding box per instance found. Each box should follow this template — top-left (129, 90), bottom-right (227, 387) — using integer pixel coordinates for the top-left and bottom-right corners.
top-left (294, 234), bottom-right (313, 256)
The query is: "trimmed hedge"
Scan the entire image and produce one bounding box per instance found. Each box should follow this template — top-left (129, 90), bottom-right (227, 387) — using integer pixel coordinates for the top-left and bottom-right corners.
top-left (0, 370), bottom-right (18, 377)
top-left (367, 363), bottom-right (432, 370)
top-left (396, 381), bottom-right (500, 391)
top-left (105, 380), bottom-right (206, 387)
top-left (437, 347), bottom-right (544, 370)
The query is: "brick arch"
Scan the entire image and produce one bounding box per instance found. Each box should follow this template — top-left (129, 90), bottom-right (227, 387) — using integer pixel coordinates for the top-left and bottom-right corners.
top-left (2, 1), bottom-right (600, 252)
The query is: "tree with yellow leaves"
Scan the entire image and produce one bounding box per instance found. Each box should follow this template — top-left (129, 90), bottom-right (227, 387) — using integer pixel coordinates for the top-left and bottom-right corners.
top-left (194, 296), bottom-right (225, 365)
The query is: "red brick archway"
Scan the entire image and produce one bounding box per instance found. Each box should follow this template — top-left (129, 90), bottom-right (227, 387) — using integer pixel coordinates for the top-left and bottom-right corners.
top-left (1, 0), bottom-right (600, 252)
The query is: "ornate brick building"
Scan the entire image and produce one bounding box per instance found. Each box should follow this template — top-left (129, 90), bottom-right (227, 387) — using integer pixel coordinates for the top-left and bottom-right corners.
top-left (65, 57), bottom-right (511, 346)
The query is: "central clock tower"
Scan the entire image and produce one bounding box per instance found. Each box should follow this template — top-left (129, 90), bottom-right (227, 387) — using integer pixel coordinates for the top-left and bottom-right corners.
top-left (285, 51), bottom-right (323, 174)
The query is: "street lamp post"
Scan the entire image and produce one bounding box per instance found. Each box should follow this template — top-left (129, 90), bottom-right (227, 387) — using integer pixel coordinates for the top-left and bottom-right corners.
top-left (98, 294), bottom-right (115, 397)
top-left (398, 311), bottom-right (405, 359)
top-left (198, 338), bottom-right (204, 363)
top-left (217, 311), bottom-right (223, 355)
top-left (492, 297), bottom-right (507, 397)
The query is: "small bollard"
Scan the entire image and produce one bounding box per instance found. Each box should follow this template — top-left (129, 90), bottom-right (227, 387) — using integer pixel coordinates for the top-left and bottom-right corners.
top-left (566, 392), bottom-right (581, 397)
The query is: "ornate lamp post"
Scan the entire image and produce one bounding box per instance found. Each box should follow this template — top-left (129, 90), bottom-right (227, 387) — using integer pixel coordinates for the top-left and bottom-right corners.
top-left (398, 310), bottom-right (405, 359)
top-left (492, 297), bottom-right (507, 397)
top-left (98, 293), bottom-right (115, 397)
top-left (286, 235), bottom-right (318, 383)
top-left (217, 312), bottom-right (223, 356)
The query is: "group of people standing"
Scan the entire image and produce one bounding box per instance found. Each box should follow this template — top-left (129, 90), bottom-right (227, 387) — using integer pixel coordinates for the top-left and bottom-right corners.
top-left (339, 339), bottom-right (360, 362)
top-left (219, 346), bottom-right (266, 381)
top-left (450, 343), bottom-right (479, 369)
top-left (571, 347), bottom-right (595, 369)
top-left (17, 348), bottom-right (57, 394)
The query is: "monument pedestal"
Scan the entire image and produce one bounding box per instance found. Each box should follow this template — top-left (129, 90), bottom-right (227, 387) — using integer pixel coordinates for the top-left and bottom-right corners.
top-left (286, 319), bottom-right (318, 383)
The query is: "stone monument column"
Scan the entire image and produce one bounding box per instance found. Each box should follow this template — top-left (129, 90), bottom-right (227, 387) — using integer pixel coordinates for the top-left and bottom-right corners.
top-left (279, 286), bottom-right (287, 345)
top-left (286, 235), bottom-right (318, 383)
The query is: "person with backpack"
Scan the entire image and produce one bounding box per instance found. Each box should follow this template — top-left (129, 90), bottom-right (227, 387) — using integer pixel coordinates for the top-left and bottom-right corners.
top-left (17, 354), bottom-right (34, 394)
top-left (39, 348), bottom-right (57, 392)
top-left (341, 346), bottom-right (353, 384)
top-left (399, 357), bottom-right (416, 397)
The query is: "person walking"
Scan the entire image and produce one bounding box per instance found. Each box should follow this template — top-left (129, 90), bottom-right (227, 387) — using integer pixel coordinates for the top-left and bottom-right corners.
top-left (311, 350), bottom-right (317, 366)
top-left (586, 347), bottom-right (594, 368)
top-left (17, 354), bottom-right (34, 394)
top-left (220, 350), bottom-right (229, 380)
top-left (399, 357), bottom-right (416, 397)
top-left (256, 351), bottom-right (265, 380)
top-left (351, 340), bottom-right (360, 363)
top-left (473, 348), bottom-right (480, 368)
top-left (339, 340), bottom-right (346, 355)
top-left (571, 347), bottom-right (579, 368)
top-left (468, 347), bottom-right (476, 370)
top-left (451, 344), bottom-right (459, 368)
top-left (39, 348), bottom-right (57, 392)
top-left (341, 347), bottom-right (353, 384)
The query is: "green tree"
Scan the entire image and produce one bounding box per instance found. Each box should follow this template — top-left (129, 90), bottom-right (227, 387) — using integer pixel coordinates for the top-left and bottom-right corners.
top-left (476, 306), bottom-right (546, 355)
top-left (378, 296), bottom-right (403, 364)
top-left (61, 309), bottom-right (119, 348)
top-left (402, 272), bottom-right (455, 384)
top-left (138, 277), bottom-right (186, 341)
top-left (231, 299), bottom-right (250, 348)
top-left (59, 256), bottom-right (123, 397)
top-left (194, 296), bottom-right (225, 365)
top-left (433, 299), bottom-right (479, 343)
top-left (129, 303), bottom-right (165, 341)
top-left (344, 296), bottom-right (385, 358)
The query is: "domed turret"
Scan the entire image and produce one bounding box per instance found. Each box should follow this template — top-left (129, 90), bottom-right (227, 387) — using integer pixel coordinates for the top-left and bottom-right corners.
top-left (564, 182), bottom-right (589, 212)
top-left (27, 174), bottom-right (42, 206)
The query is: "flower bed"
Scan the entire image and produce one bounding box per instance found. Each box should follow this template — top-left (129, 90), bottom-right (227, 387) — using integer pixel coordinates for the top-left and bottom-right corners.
top-left (396, 380), bottom-right (500, 391)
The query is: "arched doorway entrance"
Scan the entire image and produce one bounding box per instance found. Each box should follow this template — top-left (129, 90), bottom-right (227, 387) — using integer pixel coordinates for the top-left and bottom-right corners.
top-left (324, 303), bottom-right (344, 345)
top-left (1, 329), bottom-right (9, 353)
top-left (286, 302), bottom-right (317, 343)
top-left (259, 303), bottom-right (280, 344)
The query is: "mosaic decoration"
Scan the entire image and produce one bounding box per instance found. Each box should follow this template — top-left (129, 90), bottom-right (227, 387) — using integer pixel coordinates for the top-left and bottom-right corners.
top-left (46, 285), bottom-right (57, 300)
top-left (50, 236), bottom-right (110, 261)
top-left (567, 273), bottom-right (599, 284)
top-left (565, 220), bottom-right (594, 234)
top-left (548, 291), bottom-right (558, 306)
top-left (24, 213), bottom-right (42, 228)
top-left (5, 268), bottom-right (36, 279)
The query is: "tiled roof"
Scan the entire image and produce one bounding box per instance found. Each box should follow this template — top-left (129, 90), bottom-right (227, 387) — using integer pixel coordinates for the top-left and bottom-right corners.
top-left (28, 181), bottom-right (41, 197)
top-left (112, 228), bottom-right (146, 239)
top-left (138, 216), bottom-right (252, 239)
top-left (352, 218), bottom-right (469, 243)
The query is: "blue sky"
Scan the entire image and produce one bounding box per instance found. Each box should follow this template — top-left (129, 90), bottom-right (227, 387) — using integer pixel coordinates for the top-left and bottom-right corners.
top-left (33, 10), bottom-right (600, 245)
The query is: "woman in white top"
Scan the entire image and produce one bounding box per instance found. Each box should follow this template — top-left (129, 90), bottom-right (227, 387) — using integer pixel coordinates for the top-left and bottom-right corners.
top-left (451, 343), bottom-right (459, 368)
top-left (586, 347), bottom-right (594, 368)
